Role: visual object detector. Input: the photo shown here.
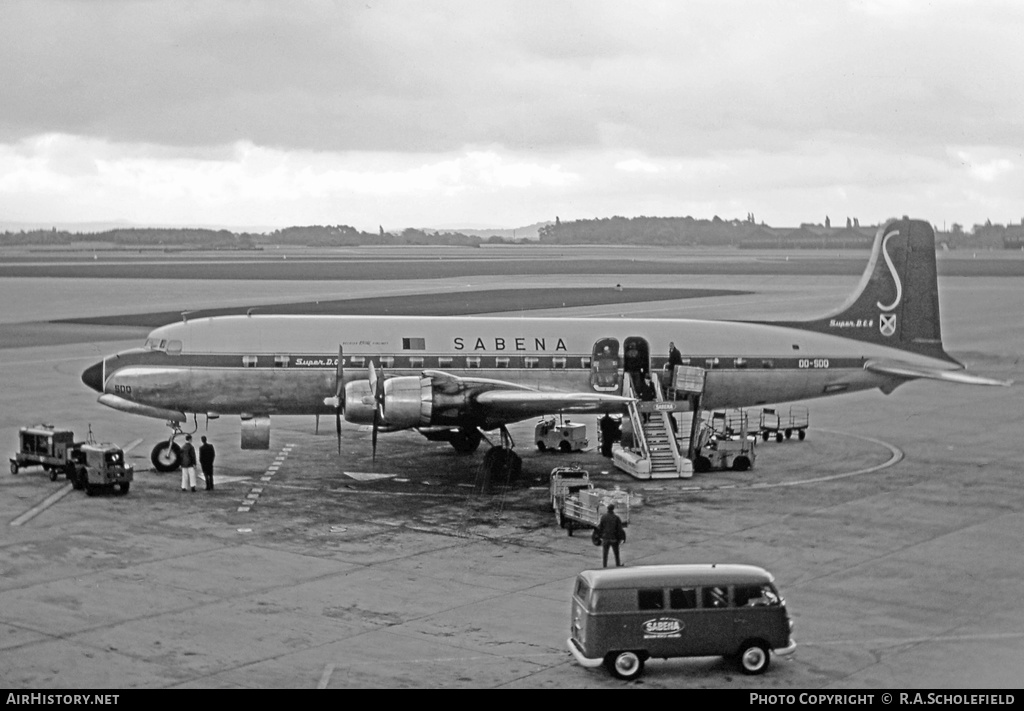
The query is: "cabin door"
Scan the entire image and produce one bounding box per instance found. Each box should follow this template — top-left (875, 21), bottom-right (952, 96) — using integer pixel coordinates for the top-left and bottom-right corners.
top-left (590, 338), bottom-right (621, 392)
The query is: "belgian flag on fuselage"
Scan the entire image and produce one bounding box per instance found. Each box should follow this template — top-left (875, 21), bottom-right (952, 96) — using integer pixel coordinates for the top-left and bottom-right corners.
top-left (772, 218), bottom-right (958, 364)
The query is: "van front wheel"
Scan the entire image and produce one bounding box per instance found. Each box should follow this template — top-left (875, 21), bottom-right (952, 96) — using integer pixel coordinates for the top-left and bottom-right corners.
top-left (605, 651), bottom-right (645, 681)
top-left (738, 641), bottom-right (770, 675)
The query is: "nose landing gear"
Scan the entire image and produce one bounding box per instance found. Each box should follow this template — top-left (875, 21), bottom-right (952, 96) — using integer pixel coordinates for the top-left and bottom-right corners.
top-left (150, 418), bottom-right (196, 472)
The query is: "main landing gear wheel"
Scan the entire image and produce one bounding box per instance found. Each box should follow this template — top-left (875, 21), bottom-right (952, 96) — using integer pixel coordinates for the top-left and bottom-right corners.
top-left (605, 651), bottom-right (645, 681)
top-left (738, 641), bottom-right (770, 675)
top-left (482, 447), bottom-right (522, 481)
top-left (449, 428), bottom-right (483, 454)
top-left (476, 446), bottom-right (523, 493)
top-left (151, 441), bottom-right (182, 472)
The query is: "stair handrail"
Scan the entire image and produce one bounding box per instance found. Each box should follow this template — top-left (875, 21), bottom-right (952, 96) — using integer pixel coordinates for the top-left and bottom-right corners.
top-left (620, 375), bottom-right (649, 461)
top-left (653, 377), bottom-right (686, 474)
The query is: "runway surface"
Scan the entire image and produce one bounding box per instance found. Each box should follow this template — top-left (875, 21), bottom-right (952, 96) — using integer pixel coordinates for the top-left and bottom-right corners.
top-left (0, 246), bottom-right (1021, 689)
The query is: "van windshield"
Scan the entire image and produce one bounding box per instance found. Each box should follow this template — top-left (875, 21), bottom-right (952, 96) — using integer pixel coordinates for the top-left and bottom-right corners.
top-left (574, 578), bottom-right (592, 608)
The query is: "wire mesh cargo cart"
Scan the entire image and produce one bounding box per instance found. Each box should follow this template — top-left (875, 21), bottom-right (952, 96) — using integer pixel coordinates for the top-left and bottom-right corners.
top-left (550, 466), bottom-right (630, 535)
top-left (758, 406), bottom-right (809, 442)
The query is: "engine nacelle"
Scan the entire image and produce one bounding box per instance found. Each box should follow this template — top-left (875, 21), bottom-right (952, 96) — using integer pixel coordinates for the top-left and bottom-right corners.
top-left (344, 376), bottom-right (434, 429)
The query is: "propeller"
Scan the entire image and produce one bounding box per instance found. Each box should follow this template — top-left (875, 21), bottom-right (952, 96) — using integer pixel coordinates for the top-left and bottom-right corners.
top-left (322, 346), bottom-right (345, 454)
top-left (334, 346), bottom-right (344, 454)
top-left (368, 360), bottom-right (386, 461)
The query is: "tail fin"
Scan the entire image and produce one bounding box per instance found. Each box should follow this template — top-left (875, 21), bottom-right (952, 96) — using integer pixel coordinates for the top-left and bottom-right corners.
top-left (784, 217), bottom-right (958, 364)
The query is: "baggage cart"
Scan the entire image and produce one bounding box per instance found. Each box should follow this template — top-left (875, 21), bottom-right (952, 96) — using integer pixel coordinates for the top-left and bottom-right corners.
top-left (550, 467), bottom-right (630, 535)
top-left (759, 406), bottom-right (809, 442)
top-left (9, 425), bottom-right (77, 481)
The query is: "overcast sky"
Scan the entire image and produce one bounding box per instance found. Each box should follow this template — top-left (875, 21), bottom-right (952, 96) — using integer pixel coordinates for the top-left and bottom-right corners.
top-left (1, 0), bottom-right (1022, 232)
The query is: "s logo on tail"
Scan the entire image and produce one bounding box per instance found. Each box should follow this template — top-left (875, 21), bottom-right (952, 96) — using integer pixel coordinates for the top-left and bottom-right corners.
top-left (876, 230), bottom-right (903, 312)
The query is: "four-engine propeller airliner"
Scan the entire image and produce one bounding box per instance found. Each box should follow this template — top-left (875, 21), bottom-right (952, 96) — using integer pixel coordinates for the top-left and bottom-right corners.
top-left (81, 217), bottom-right (1010, 477)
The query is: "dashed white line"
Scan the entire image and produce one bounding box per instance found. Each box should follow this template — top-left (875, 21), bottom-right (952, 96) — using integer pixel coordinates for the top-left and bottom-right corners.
top-left (238, 443), bottom-right (294, 511)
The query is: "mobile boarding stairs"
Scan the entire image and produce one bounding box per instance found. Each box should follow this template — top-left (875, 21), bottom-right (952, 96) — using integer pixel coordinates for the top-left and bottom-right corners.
top-left (612, 365), bottom-right (714, 481)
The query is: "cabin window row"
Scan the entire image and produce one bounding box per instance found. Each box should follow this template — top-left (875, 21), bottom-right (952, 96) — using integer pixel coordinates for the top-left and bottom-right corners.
top-left (235, 355), bottom-right (595, 369)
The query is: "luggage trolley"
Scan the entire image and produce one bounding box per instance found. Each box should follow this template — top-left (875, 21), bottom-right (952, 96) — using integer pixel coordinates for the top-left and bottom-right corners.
top-left (550, 466), bottom-right (630, 536)
top-left (758, 406), bottom-right (809, 442)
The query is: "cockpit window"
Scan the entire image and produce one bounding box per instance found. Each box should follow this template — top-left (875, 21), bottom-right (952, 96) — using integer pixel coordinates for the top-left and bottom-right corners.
top-left (144, 338), bottom-right (180, 353)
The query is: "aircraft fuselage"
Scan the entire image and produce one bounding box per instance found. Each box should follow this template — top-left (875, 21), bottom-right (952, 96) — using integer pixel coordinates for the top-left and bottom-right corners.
top-left (83, 313), bottom-right (950, 424)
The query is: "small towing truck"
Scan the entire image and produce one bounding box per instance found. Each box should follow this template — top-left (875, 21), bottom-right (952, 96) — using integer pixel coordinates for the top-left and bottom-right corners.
top-left (9, 425), bottom-right (132, 495)
top-left (692, 410), bottom-right (756, 473)
top-left (535, 416), bottom-right (589, 453)
top-left (67, 441), bottom-right (133, 496)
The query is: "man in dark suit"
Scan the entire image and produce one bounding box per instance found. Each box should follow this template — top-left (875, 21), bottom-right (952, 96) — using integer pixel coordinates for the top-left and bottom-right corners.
top-left (668, 341), bottom-right (683, 384)
top-left (199, 436), bottom-right (216, 491)
top-left (597, 504), bottom-right (626, 567)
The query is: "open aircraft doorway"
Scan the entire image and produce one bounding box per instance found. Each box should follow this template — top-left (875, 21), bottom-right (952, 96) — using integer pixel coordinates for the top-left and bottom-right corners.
top-left (623, 336), bottom-right (650, 388)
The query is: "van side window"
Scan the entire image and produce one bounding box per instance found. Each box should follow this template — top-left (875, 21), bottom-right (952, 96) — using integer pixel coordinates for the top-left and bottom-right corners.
top-left (702, 586), bottom-right (728, 609)
top-left (735, 583), bottom-right (781, 607)
top-left (637, 589), bottom-right (664, 611)
top-left (669, 587), bottom-right (697, 610)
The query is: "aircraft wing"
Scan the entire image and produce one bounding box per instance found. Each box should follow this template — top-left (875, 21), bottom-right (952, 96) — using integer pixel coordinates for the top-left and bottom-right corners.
top-left (865, 359), bottom-right (1013, 387)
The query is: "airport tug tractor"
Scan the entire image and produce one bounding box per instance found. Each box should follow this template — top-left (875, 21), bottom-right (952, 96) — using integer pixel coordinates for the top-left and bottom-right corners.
top-left (535, 416), bottom-right (589, 453)
top-left (66, 441), bottom-right (133, 496)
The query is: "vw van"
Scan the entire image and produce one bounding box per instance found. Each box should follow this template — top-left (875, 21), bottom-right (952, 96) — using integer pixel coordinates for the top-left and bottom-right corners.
top-left (567, 564), bottom-right (795, 680)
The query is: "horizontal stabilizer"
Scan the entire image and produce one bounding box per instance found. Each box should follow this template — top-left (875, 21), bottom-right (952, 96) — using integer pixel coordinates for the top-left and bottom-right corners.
top-left (865, 360), bottom-right (1013, 387)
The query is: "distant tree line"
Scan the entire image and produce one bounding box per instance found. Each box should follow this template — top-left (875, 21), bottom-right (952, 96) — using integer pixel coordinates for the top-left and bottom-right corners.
top-left (539, 215), bottom-right (1024, 250)
top-left (3, 216), bottom-right (1023, 249)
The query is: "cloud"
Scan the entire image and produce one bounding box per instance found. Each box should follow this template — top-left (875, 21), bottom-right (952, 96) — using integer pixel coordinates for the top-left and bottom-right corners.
top-left (1, 1), bottom-right (1022, 229)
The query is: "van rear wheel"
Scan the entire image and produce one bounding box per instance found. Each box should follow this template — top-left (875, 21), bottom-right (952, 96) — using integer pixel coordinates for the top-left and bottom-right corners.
top-left (605, 651), bottom-right (645, 681)
top-left (738, 641), bottom-right (770, 675)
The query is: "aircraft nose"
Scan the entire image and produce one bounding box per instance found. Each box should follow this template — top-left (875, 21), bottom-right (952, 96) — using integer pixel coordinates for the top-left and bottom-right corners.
top-left (82, 360), bottom-right (105, 392)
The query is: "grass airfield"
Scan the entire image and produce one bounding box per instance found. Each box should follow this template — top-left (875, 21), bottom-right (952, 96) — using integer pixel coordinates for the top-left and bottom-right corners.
top-left (0, 245), bottom-right (1021, 689)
